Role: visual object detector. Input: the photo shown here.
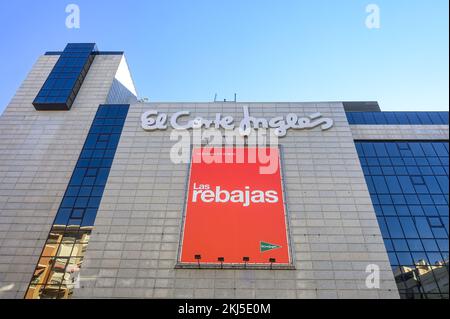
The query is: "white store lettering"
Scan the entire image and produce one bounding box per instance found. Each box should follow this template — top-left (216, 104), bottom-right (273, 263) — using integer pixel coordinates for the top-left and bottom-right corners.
top-left (141, 106), bottom-right (333, 137)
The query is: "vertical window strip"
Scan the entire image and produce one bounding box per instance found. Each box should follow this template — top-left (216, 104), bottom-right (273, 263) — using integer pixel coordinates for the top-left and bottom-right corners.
top-left (25, 104), bottom-right (129, 299)
top-left (33, 43), bottom-right (98, 111)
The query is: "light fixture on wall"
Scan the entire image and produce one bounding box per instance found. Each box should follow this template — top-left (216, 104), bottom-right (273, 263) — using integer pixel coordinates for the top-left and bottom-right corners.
top-left (269, 258), bottom-right (276, 270)
top-left (195, 254), bottom-right (201, 268)
top-left (243, 257), bottom-right (250, 269)
top-left (218, 257), bottom-right (225, 269)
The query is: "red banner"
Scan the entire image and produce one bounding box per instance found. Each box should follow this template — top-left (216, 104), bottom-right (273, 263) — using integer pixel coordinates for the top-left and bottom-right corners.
top-left (179, 147), bottom-right (291, 265)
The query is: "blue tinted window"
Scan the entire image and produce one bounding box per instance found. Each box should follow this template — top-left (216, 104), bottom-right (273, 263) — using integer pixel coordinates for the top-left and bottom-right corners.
top-left (53, 104), bottom-right (129, 228)
top-left (33, 43), bottom-right (97, 110)
top-left (399, 218), bottom-right (419, 238)
top-left (356, 141), bottom-right (449, 299)
top-left (386, 217), bottom-right (404, 237)
top-left (393, 239), bottom-right (409, 251)
top-left (347, 112), bottom-right (449, 125)
top-left (407, 239), bottom-right (424, 251)
top-left (385, 176), bottom-right (402, 194)
top-left (28, 104), bottom-right (129, 299)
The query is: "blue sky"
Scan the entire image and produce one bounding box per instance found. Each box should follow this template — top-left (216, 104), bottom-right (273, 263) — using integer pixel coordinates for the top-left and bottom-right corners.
top-left (0, 0), bottom-right (448, 114)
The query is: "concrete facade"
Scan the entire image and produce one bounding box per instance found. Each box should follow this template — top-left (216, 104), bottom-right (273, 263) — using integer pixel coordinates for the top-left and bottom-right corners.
top-left (0, 53), bottom-right (124, 298)
top-left (350, 125), bottom-right (449, 141)
top-left (1, 48), bottom-right (447, 299)
top-left (73, 102), bottom-right (399, 299)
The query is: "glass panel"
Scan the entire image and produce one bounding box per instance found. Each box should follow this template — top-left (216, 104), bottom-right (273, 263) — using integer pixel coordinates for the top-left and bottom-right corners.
top-left (346, 112), bottom-right (449, 125)
top-left (33, 43), bottom-right (97, 110)
top-left (356, 141), bottom-right (449, 299)
top-left (25, 105), bottom-right (129, 299)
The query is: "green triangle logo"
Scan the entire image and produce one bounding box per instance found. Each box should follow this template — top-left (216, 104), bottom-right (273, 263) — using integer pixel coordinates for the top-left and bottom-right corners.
top-left (260, 241), bottom-right (281, 252)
